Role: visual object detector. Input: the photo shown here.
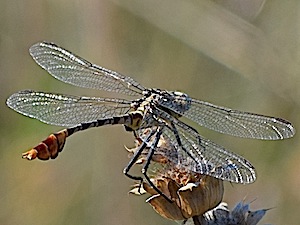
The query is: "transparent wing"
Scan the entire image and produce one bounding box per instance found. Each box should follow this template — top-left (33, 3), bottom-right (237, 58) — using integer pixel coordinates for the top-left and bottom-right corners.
top-left (159, 97), bottom-right (295, 140)
top-left (161, 120), bottom-right (256, 184)
top-left (146, 108), bottom-right (256, 184)
top-left (29, 42), bottom-right (145, 96)
top-left (6, 90), bottom-right (132, 127)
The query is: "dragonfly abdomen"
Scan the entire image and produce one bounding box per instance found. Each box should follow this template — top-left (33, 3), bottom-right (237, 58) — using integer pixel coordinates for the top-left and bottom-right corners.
top-left (22, 111), bottom-right (145, 160)
top-left (22, 129), bottom-right (68, 160)
top-left (68, 111), bottom-right (144, 136)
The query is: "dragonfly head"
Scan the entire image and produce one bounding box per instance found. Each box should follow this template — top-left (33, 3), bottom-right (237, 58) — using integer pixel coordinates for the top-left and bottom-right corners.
top-left (156, 90), bottom-right (192, 118)
top-left (167, 91), bottom-right (191, 111)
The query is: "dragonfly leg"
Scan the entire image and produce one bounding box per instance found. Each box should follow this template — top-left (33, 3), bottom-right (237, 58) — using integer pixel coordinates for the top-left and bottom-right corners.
top-left (123, 128), bottom-right (157, 194)
top-left (141, 127), bottom-right (173, 203)
top-left (169, 122), bottom-right (200, 164)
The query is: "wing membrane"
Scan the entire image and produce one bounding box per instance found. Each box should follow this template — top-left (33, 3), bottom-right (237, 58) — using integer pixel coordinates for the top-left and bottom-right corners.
top-left (147, 108), bottom-right (256, 183)
top-left (161, 121), bottom-right (256, 184)
top-left (159, 97), bottom-right (295, 140)
top-left (29, 42), bottom-right (145, 96)
top-left (6, 90), bottom-right (132, 127)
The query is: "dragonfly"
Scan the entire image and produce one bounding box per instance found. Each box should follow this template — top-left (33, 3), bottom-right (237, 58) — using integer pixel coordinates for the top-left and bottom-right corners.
top-left (6, 42), bottom-right (295, 190)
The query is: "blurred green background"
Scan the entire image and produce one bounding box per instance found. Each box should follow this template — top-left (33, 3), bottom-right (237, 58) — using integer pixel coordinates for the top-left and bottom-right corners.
top-left (1, 0), bottom-right (300, 224)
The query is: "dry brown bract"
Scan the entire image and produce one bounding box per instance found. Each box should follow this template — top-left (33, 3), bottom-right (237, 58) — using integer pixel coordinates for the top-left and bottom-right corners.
top-left (141, 171), bottom-right (223, 221)
top-left (127, 129), bottom-right (224, 221)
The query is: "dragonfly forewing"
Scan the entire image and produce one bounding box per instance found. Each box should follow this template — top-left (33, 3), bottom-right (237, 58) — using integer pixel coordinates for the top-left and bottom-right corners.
top-left (29, 42), bottom-right (145, 96)
top-left (158, 97), bottom-right (295, 140)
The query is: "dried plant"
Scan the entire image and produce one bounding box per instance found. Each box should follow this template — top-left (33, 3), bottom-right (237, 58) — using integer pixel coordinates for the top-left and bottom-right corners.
top-left (127, 128), bottom-right (270, 224)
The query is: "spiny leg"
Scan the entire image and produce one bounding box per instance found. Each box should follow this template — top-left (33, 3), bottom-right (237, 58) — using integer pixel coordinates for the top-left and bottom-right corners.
top-left (154, 107), bottom-right (201, 165)
top-left (141, 127), bottom-right (173, 202)
top-left (169, 122), bottom-right (200, 164)
top-left (123, 128), bottom-right (157, 193)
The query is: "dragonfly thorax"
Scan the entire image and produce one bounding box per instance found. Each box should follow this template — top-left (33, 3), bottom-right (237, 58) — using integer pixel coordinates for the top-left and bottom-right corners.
top-left (127, 111), bottom-right (144, 130)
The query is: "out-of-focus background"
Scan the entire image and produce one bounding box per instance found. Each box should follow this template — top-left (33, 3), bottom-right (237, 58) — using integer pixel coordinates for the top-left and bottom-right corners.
top-left (1, 0), bottom-right (299, 224)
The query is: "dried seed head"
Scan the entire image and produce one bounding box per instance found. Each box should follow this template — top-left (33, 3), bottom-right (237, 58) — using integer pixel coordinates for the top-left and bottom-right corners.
top-left (190, 200), bottom-right (273, 225)
top-left (127, 128), bottom-right (224, 220)
top-left (142, 173), bottom-right (224, 220)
